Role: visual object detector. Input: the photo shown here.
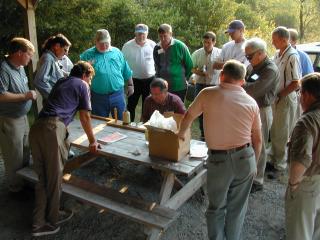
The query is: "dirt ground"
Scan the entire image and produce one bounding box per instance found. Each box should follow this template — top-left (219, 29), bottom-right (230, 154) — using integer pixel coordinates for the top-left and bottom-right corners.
top-left (0, 148), bottom-right (287, 240)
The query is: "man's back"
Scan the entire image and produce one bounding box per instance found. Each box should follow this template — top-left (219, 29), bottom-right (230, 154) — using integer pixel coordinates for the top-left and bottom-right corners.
top-left (191, 83), bottom-right (260, 149)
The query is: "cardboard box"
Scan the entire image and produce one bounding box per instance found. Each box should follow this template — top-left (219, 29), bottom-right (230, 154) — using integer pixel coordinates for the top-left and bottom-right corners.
top-left (146, 113), bottom-right (191, 161)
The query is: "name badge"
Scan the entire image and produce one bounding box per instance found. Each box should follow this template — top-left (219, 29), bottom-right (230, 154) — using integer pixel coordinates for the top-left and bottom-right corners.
top-left (158, 49), bottom-right (164, 54)
top-left (251, 74), bottom-right (259, 81)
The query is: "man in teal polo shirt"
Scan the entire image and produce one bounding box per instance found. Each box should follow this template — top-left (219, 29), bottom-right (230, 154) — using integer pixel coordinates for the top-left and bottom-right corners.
top-left (153, 24), bottom-right (193, 102)
top-left (80, 29), bottom-right (133, 119)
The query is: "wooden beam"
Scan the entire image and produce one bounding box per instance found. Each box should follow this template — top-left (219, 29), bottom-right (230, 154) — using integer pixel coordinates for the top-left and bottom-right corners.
top-left (17, 0), bottom-right (42, 113)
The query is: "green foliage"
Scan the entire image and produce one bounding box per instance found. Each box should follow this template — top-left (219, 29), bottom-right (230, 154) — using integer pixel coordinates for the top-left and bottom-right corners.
top-left (1, 0), bottom-right (319, 62)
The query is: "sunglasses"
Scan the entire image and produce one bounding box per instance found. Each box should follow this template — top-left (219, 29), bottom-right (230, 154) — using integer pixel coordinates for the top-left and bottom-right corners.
top-left (245, 50), bottom-right (259, 61)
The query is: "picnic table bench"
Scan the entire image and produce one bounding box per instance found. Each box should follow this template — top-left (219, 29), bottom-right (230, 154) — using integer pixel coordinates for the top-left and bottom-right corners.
top-left (17, 117), bottom-right (207, 240)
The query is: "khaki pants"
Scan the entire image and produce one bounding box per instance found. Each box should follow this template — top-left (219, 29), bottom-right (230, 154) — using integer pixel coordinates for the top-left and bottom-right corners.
top-left (270, 92), bottom-right (297, 170)
top-left (285, 175), bottom-right (320, 240)
top-left (0, 115), bottom-right (30, 192)
top-left (254, 106), bottom-right (273, 185)
top-left (29, 117), bottom-right (69, 227)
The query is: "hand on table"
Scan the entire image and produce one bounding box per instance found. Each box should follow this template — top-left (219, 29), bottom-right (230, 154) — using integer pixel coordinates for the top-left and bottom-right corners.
top-left (89, 141), bottom-right (101, 153)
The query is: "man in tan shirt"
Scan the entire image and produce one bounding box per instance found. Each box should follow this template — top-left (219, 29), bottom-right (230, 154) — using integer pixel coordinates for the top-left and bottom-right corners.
top-left (178, 60), bottom-right (262, 240)
top-left (285, 73), bottom-right (320, 240)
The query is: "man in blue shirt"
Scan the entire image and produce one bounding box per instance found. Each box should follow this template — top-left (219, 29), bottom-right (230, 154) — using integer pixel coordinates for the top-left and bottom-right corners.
top-left (289, 28), bottom-right (313, 77)
top-left (80, 29), bottom-right (134, 119)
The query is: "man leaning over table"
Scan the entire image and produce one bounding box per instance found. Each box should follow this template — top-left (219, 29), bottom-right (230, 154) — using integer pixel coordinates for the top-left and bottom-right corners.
top-left (29, 61), bottom-right (100, 237)
top-left (178, 60), bottom-right (262, 240)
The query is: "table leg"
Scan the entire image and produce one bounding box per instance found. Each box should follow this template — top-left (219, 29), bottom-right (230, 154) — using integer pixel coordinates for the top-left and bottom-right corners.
top-left (145, 172), bottom-right (175, 240)
top-left (159, 172), bottom-right (175, 204)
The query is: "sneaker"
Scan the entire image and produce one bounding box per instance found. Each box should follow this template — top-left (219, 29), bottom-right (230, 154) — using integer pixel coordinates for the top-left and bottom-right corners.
top-left (56, 210), bottom-right (74, 225)
top-left (250, 183), bottom-right (263, 193)
top-left (68, 150), bottom-right (75, 159)
top-left (265, 162), bottom-right (276, 172)
top-left (32, 224), bottom-right (60, 237)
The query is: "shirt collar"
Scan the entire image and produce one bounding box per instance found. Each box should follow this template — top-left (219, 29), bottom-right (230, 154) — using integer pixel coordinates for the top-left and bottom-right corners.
top-left (220, 82), bottom-right (245, 92)
top-left (157, 38), bottom-right (175, 48)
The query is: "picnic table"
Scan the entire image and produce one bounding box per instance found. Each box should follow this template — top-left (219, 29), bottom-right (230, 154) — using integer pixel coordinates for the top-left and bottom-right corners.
top-left (17, 117), bottom-right (207, 240)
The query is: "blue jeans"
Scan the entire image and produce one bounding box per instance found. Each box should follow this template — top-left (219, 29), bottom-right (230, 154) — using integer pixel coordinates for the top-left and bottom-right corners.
top-left (206, 145), bottom-right (256, 240)
top-left (91, 90), bottom-right (126, 120)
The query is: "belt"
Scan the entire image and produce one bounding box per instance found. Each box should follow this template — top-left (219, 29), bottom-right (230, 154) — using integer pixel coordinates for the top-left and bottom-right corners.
top-left (210, 143), bottom-right (250, 154)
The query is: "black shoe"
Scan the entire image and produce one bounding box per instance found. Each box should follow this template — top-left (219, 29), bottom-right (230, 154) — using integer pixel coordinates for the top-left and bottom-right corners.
top-left (267, 170), bottom-right (281, 180)
top-left (250, 183), bottom-right (263, 193)
top-left (265, 162), bottom-right (276, 172)
top-left (32, 224), bottom-right (60, 237)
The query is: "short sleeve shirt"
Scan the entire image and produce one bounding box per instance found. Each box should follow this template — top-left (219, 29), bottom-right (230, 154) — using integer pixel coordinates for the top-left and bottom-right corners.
top-left (216, 40), bottom-right (249, 66)
top-left (273, 45), bottom-right (301, 92)
top-left (0, 57), bottom-right (32, 117)
top-left (80, 47), bottom-right (132, 94)
top-left (39, 76), bottom-right (91, 126)
top-left (122, 39), bottom-right (156, 79)
top-left (142, 92), bottom-right (186, 122)
top-left (192, 47), bottom-right (221, 85)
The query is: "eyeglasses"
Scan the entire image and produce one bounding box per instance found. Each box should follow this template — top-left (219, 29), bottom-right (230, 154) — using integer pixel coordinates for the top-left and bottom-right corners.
top-left (63, 47), bottom-right (69, 54)
top-left (245, 50), bottom-right (259, 61)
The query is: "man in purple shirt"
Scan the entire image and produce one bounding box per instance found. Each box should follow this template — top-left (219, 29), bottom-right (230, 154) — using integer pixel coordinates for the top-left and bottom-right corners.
top-left (29, 61), bottom-right (100, 237)
top-left (142, 78), bottom-right (186, 122)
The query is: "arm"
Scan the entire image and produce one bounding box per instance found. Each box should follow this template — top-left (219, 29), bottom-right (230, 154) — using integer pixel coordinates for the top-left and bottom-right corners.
top-left (79, 110), bottom-right (100, 153)
top-left (288, 121), bottom-right (313, 189)
top-left (192, 68), bottom-right (206, 77)
top-left (178, 93), bottom-right (203, 140)
top-left (212, 61), bottom-right (224, 70)
top-left (278, 80), bottom-right (300, 98)
top-left (288, 161), bottom-right (306, 190)
top-left (183, 46), bottom-right (193, 79)
top-left (34, 57), bottom-right (55, 98)
top-left (177, 111), bottom-right (195, 141)
top-left (153, 46), bottom-right (160, 77)
top-left (0, 91), bottom-right (36, 102)
top-left (251, 126), bottom-right (262, 163)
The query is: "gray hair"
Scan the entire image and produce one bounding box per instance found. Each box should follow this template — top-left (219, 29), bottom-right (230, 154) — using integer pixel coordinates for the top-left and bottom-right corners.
top-left (244, 37), bottom-right (267, 53)
top-left (272, 26), bottom-right (290, 39)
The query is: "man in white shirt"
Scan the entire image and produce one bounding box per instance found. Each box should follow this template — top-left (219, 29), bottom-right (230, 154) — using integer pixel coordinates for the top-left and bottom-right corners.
top-left (267, 26), bottom-right (301, 179)
top-left (122, 24), bottom-right (156, 122)
top-left (213, 20), bottom-right (248, 70)
top-left (192, 31), bottom-right (221, 140)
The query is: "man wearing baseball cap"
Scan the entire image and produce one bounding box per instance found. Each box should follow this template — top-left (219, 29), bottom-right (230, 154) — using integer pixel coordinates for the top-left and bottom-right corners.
top-left (80, 29), bottom-right (133, 119)
top-left (122, 24), bottom-right (156, 122)
top-left (213, 20), bottom-right (248, 70)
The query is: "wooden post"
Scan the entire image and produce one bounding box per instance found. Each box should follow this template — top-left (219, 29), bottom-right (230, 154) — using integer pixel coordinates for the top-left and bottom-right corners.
top-left (17, 0), bottom-right (42, 117)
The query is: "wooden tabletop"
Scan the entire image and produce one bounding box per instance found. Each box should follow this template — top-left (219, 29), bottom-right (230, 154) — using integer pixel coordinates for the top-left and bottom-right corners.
top-left (68, 118), bottom-right (205, 176)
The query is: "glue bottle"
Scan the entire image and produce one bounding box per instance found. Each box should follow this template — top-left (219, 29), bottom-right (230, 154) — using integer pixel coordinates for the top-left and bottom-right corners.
top-left (122, 110), bottom-right (130, 125)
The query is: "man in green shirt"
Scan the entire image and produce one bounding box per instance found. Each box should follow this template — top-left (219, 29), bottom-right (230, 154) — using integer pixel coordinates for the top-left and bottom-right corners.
top-left (153, 23), bottom-right (193, 102)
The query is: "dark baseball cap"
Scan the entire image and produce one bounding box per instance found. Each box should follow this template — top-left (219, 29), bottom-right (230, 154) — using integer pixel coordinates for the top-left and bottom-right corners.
top-left (225, 20), bottom-right (245, 33)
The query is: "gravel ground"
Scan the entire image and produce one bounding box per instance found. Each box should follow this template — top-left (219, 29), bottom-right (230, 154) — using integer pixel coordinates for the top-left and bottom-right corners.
top-left (0, 149), bottom-right (286, 240)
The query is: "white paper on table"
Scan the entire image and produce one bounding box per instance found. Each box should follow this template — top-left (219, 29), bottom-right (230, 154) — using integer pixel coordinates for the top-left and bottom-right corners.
top-left (190, 139), bottom-right (208, 158)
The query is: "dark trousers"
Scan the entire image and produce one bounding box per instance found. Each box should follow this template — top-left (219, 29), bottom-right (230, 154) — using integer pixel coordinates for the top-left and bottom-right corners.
top-left (172, 89), bottom-right (187, 103)
top-left (127, 77), bottom-right (154, 122)
top-left (196, 83), bottom-right (215, 140)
